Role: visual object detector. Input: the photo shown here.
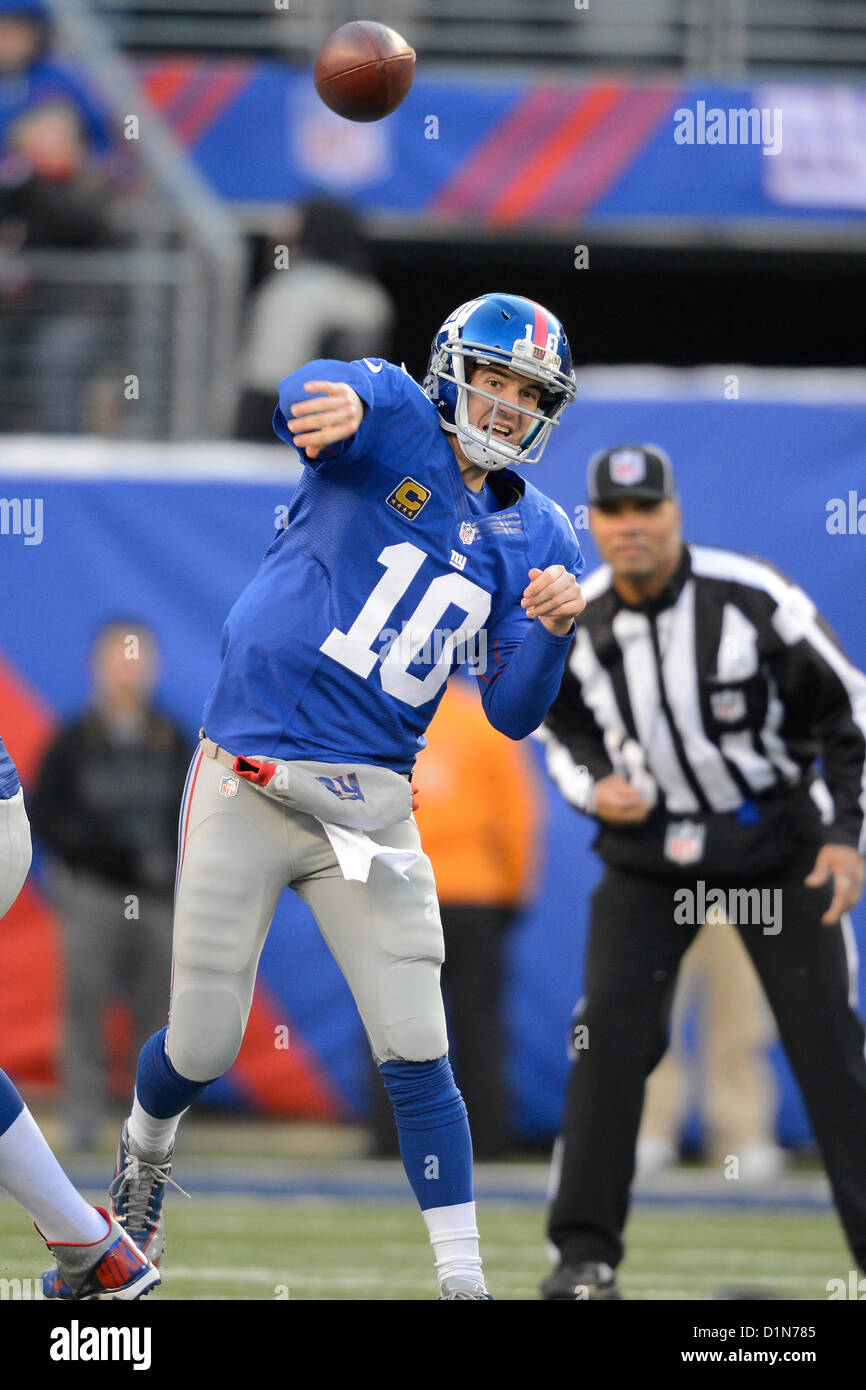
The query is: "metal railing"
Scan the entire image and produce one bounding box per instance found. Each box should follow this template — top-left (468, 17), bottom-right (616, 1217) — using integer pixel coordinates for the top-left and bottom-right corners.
top-left (88, 0), bottom-right (866, 76)
top-left (19, 0), bottom-right (248, 440)
top-left (0, 247), bottom-right (206, 438)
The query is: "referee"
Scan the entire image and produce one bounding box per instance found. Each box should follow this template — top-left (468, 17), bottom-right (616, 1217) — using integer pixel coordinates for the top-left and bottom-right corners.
top-left (540, 444), bottom-right (866, 1300)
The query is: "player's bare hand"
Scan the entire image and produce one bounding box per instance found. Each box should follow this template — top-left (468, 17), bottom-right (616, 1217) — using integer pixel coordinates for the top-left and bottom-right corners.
top-left (286, 381), bottom-right (364, 459)
top-left (805, 843), bottom-right (864, 925)
top-left (521, 566), bottom-right (585, 636)
top-left (591, 774), bottom-right (653, 825)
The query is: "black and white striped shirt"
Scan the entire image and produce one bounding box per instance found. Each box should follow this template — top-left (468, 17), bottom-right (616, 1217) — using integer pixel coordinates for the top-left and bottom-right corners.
top-left (543, 544), bottom-right (866, 854)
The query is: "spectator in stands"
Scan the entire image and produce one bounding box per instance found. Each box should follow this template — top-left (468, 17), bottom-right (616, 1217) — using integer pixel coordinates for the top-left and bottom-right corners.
top-left (368, 675), bottom-right (544, 1160)
top-left (236, 196), bottom-right (394, 442)
top-left (30, 620), bottom-right (191, 1151)
top-left (637, 918), bottom-right (786, 1181)
top-left (0, 0), bottom-right (112, 159)
top-left (0, 98), bottom-right (115, 431)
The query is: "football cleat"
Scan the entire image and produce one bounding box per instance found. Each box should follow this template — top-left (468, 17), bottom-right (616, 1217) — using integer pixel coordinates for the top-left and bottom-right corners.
top-left (108, 1122), bottom-right (182, 1267)
top-left (540, 1260), bottom-right (622, 1301)
top-left (438, 1276), bottom-right (494, 1300)
top-left (423, 292), bottom-right (577, 472)
top-left (40, 1206), bottom-right (160, 1301)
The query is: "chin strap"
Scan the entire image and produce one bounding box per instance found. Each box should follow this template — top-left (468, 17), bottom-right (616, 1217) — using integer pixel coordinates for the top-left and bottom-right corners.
top-left (455, 433), bottom-right (518, 472)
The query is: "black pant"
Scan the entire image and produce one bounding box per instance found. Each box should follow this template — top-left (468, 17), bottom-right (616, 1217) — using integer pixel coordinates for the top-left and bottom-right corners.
top-left (368, 904), bottom-right (515, 1159)
top-left (548, 853), bottom-right (866, 1271)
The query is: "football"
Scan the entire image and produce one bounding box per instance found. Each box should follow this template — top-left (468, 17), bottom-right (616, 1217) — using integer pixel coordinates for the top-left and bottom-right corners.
top-left (313, 20), bottom-right (415, 123)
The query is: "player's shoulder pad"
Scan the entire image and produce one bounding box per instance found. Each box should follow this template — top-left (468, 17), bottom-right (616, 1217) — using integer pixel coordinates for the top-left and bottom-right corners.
top-left (519, 478), bottom-right (585, 575)
top-left (350, 358), bottom-right (438, 418)
top-left (274, 358), bottom-right (435, 449)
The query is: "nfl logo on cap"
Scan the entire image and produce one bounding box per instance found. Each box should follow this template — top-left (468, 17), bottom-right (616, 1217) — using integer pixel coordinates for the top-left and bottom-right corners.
top-left (609, 448), bottom-right (646, 487)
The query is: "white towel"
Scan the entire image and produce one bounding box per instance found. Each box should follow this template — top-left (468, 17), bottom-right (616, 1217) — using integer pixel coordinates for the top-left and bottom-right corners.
top-left (320, 821), bottom-right (419, 883)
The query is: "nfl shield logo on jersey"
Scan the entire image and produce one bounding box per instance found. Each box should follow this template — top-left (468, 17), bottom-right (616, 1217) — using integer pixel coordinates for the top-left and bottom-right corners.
top-left (219, 774), bottom-right (239, 798)
top-left (710, 687), bottom-right (747, 723)
top-left (459, 521), bottom-right (477, 545)
top-left (609, 448), bottom-right (646, 486)
top-left (664, 819), bottom-right (706, 865)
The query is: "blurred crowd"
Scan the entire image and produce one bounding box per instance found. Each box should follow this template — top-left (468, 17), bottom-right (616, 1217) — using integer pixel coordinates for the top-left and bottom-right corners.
top-left (0, 0), bottom-right (120, 433)
top-left (0, 2), bottom-right (401, 439)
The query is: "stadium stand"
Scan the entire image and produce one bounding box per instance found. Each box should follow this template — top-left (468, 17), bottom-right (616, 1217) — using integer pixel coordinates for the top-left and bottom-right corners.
top-left (0, 0), bottom-right (244, 438)
top-left (89, 0), bottom-right (866, 76)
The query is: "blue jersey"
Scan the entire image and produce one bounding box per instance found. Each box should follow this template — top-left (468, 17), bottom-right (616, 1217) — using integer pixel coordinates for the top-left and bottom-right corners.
top-left (203, 359), bottom-right (583, 771)
top-left (0, 735), bottom-right (20, 799)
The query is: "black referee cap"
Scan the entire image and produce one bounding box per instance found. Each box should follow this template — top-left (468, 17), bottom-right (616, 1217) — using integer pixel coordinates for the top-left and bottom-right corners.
top-left (587, 444), bottom-right (676, 504)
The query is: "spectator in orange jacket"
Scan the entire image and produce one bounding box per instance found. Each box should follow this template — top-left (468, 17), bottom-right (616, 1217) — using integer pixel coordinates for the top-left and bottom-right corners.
top-left (369, 674), bottom-right (545, 1159)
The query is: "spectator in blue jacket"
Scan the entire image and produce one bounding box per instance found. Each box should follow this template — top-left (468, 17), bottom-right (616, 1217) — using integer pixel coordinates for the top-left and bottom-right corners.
top-left (0, 0), bottom-right (113, 159)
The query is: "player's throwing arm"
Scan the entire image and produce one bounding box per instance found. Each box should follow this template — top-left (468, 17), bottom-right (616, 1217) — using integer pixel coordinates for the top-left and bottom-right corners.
top-left (286, 381), bottom-right (364, 459)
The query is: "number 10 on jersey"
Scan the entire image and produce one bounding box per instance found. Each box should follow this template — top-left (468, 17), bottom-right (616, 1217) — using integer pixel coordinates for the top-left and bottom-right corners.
top-left (320, 542), bottom-right (492, 708)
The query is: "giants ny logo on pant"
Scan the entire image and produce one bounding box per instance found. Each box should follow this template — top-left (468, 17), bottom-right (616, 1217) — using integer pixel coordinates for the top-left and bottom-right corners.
top-left (316, 772), bottom-right (366, 802)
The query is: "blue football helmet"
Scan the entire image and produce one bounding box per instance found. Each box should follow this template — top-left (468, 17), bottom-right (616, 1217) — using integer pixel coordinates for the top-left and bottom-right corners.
top-left (423, 292), bottom-right (577, 471)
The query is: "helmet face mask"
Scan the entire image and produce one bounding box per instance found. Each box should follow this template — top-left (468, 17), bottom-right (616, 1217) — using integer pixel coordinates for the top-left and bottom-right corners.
top-left (423, 293), bottom-right (577, 472)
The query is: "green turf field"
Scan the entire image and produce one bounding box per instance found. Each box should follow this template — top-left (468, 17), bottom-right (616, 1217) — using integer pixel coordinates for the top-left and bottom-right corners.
top-left (0, 1195), bottom-right (851, 1301)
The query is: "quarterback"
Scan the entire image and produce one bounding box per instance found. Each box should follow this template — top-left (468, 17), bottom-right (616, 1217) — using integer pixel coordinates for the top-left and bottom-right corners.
top-left (52, 293), bottom-right (585, 1301)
